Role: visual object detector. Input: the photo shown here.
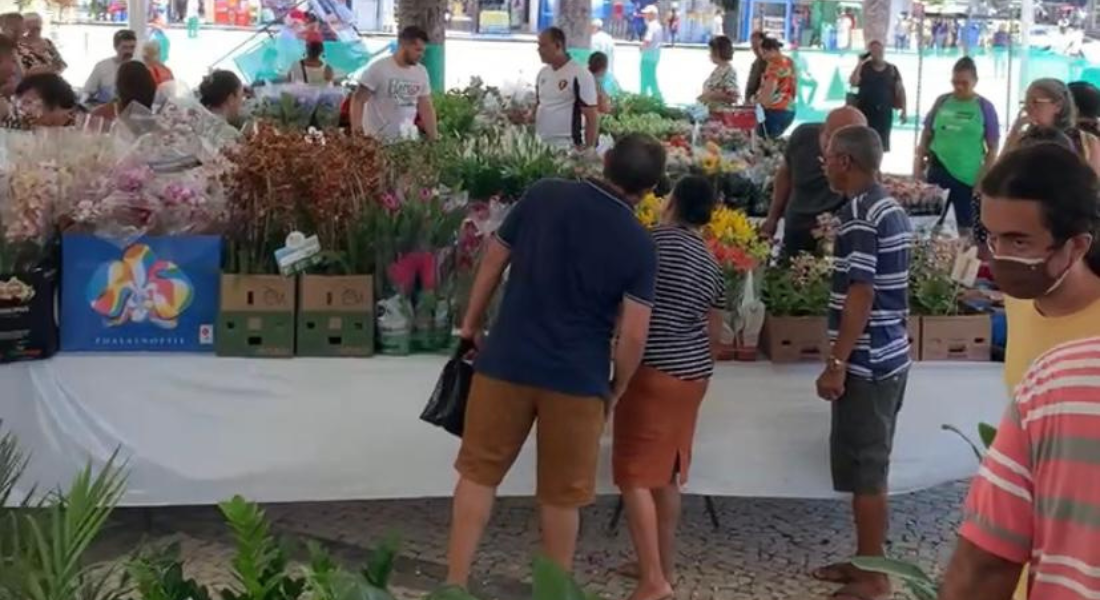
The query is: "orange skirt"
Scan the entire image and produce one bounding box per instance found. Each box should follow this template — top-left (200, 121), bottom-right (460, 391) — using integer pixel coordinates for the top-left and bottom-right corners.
top-left (612, 366), bottom-right (709, 489)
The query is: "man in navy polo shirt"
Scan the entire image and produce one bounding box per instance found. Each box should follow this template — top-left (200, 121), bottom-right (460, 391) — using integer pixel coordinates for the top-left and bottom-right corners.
top-left (445, 134), bottom-right (665, 585)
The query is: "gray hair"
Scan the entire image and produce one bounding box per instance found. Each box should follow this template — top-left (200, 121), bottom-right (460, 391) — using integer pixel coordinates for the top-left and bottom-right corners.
top-left (142, 40), bottom-right (161, 59)
top-left (831, 125), bottom-right (883, 174)
top-left (1029, 78), bottom-right (1078, 133)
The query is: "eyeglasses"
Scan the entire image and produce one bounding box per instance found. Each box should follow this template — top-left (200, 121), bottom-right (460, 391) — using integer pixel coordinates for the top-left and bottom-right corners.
top-left (1023, 97), bottom-right (1056, 108)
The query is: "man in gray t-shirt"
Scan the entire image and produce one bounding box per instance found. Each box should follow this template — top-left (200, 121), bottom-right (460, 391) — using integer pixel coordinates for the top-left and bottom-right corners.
top-left (761, 108), bottom-right (867, 257)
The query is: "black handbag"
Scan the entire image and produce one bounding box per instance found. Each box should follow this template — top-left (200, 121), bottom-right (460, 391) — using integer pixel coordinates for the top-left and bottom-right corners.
top-left (419, 339), bottom-right (476, 437)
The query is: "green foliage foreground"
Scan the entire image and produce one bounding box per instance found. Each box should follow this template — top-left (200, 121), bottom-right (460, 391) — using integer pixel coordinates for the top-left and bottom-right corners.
top-left (0, 424), bottom-right (597, 600)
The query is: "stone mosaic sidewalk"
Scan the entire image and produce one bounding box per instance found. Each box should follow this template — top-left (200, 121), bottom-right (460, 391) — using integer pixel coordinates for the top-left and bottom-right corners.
top-left (94, 481), bottom-right (969, 600)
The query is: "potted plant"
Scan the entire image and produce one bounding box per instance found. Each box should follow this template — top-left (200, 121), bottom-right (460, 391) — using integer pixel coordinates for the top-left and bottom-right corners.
top-left (760, 252), bottom-right (833, 363)
top-left (910, 236), bottom-right (990, 361)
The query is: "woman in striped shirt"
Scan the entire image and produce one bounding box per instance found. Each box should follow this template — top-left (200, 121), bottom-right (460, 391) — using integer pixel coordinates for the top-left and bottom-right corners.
top-left (614, 176), bottom-right (726, 600)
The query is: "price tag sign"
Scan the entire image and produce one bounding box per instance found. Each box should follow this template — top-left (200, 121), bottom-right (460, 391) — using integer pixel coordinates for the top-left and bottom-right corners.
top-left (951, 245), bottom-right (981, 287)
top-left (275, 231), bottom-right (322, 277)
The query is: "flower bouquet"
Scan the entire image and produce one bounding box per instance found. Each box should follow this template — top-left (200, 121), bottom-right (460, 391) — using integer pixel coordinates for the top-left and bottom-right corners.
top-left (704, 206), bottom-right (770, 359)
top-left (373, 185), bottom-right (467, 354)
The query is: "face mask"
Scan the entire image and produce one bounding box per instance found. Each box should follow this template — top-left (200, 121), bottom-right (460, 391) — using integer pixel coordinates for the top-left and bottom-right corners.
top-left (989, 248), bottom-right (1072, 299)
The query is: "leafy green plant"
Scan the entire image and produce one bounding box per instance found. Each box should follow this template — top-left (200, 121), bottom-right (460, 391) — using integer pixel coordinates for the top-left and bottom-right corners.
top-left (128, 543), bottom-right (212, 600)
top-left (612, 93), bottom-right (685, 120)
top-left (433, 92), bottom-right (479, 139)
top-left (0, 450), bottom-right (129, 600)
top-left (218, 496), bottom-right (305, 600)
top-left (910, 237), bottom-right (961, 316)
top-left (0, 429), bottom-right (30, 507)
top-left (531, 556), bottom-right (598, 600)
top-left (762, 253), bottom-right (832, 317)
top-left (600, 113), bottom-right (690, 141)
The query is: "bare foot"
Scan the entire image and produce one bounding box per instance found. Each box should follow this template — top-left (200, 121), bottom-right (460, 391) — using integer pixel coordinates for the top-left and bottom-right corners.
top-left (626, 579), bottom-right (673, 600)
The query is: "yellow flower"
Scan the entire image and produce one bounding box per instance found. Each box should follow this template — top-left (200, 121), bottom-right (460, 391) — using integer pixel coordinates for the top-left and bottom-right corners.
top-left (705, 206), bottom-right (770, 260)
top-left (635, 192), bottom-right (664, 229)
top-left (700, 154), bottom-right (720, 175)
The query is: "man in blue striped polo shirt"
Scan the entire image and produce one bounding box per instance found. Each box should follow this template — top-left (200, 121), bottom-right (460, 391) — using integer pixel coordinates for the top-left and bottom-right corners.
top-left (813, 124), bottom-right (913, 600)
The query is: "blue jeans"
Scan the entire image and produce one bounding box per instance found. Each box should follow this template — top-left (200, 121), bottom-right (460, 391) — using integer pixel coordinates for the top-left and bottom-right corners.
top-left (759, 109), bottom-right (795, 139)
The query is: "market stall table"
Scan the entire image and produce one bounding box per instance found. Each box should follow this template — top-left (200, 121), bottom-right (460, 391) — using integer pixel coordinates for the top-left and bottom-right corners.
top-left (2, 356), bottom-right (1006, 506)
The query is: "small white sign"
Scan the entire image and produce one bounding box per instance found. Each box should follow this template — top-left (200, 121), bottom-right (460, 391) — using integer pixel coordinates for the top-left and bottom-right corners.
top-left (275, 231), bottom-right (322, 277)
top-left (951, 246), bottom-right (981, 287)
top-left (199, 324), bottom-right (214, 345)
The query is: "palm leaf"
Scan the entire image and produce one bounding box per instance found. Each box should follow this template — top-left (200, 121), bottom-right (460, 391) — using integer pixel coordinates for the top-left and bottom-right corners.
top-left (851, 556), bottom-right (936, 587)
top-left (363, 534), bottom-right (400, 590)
top-left (941, 424), bottom-right (984, 462)
top-left (978, 422), bottom-right (998, 450)
top-left (11, 451), bottom-right (127, 600)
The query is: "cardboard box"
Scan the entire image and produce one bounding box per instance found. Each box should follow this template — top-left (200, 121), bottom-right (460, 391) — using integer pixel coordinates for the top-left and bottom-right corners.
top-left (0, 268), bottom-right (58, 363)
top-left (60, 235), bottom-right (221, 352)
top-left (920, 314), bottom-right (991, 362)
top-left (216, 274), bottom-right (295, 357)
top-left (907, 317), bottom-right (922, 362)
top-left (761, 315), bottom-right (830, 363)
top-left (296, 275), bottom-right (374, 357)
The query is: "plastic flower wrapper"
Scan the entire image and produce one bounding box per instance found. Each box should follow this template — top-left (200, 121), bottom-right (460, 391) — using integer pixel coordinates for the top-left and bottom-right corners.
top-left (116, 98), bottom-right (235, 172)
top-left (147, 163), bottom-right (230, 235)
top-left (453, 197), bottom-right (511, 332)
top-left (250, 83), bottom-right (323, 131)
top-left (314, 87), bottom-right (347, 130)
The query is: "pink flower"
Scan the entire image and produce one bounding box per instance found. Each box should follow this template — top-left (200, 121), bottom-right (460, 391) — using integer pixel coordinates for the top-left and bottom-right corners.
top-left (380, 192), bottom-right (400, 214)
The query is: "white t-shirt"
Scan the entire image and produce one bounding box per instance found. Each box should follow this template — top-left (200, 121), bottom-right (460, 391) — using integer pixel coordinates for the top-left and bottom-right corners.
top-left (289, 61), bottom-right (330, 86)
top-left (643, 21), bottom-right (664, 60)
top-left (591, 30), bottom-right (616, 71)
top-left (84, 57), bottom-right (121, 105)
top-left (535, 60), bottom-right (597, 147)
top-left (357, 56), bottom-right (431, 140)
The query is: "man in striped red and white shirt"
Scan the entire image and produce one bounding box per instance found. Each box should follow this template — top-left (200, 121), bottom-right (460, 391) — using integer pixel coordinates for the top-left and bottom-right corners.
top-left (941, 337), bottom-right (1100, 600)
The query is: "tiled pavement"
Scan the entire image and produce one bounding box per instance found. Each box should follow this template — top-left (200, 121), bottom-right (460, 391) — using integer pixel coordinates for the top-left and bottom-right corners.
top-left (94, 481), bottom-right (968, 600)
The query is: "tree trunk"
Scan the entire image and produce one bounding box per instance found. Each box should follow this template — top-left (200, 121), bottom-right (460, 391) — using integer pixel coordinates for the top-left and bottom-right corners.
top-left (558, 0), bottom-right (591, 50)
top-left (863, 0), bottom-right (890, 47)
top-left (398, 0), bottom-right (446, 91)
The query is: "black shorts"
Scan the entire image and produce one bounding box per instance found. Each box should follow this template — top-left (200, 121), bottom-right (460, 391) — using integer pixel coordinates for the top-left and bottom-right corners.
top-left (830, 371), bottom-right (908, 495)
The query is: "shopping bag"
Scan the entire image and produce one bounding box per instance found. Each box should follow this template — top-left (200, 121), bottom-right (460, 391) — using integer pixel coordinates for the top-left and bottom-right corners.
top-left (420, 339), bottom-right (476, 437)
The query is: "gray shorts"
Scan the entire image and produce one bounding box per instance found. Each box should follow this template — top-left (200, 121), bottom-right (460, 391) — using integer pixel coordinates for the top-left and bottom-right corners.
top-left (830, 371), bottom-right (908, 495)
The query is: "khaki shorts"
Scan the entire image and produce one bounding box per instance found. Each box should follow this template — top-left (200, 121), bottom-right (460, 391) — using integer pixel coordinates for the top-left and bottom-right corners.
top-left (455, 374), bottom-right (606, 507)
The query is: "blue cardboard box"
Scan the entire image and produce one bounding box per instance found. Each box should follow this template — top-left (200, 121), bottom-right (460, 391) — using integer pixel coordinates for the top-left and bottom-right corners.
top-left (60, 235), bottom-right (222, 352)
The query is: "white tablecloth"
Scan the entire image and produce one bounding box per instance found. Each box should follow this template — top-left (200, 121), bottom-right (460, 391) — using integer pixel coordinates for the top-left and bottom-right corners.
top-left (1, 356), bottom-right (1007, 506)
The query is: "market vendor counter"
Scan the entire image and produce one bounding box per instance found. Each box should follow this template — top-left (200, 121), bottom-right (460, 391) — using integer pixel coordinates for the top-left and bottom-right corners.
top-left (2, 356), bottom-right (1006, 506)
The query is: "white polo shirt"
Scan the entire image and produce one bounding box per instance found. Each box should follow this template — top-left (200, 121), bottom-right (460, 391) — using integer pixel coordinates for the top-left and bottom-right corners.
top-left (535, 60), bottom-right (597, 147)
